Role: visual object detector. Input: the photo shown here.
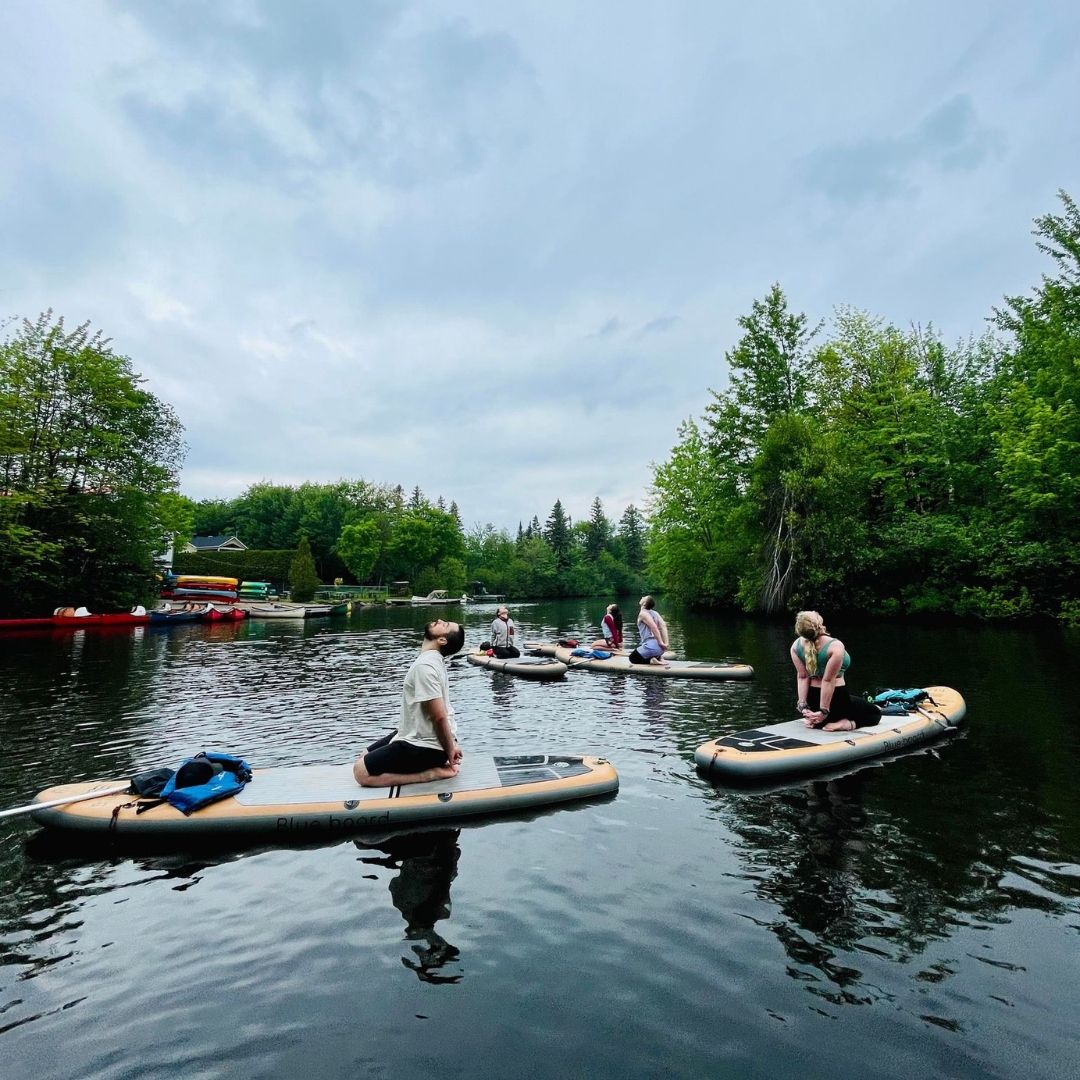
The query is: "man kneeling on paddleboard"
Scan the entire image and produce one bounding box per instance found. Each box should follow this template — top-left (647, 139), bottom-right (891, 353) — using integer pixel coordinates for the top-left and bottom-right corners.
top-left (353, 619), bottom-right (466, 788)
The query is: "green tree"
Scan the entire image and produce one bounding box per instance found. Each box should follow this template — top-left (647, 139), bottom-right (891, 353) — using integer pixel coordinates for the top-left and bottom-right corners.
top-left (0, 311), bottom-right (185, 614)
top-left (544, 499), bottom-right (572, 574)
top-left (288, 536), bottom-right (320, 602)
top-left (618, 504), bottom-right (646, 571)
top-left (704, 284), bottom-right (818, 471)
top-left (584, 497), bottom-right (610, 561)
top-left (336, 518), bottom-right (383, 582)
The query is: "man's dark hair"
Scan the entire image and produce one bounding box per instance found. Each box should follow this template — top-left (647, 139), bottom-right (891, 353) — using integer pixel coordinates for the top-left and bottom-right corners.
top-left (441, 623), bottom-right (465, 657)
top-left (425, 620), bottom-right (465, 657)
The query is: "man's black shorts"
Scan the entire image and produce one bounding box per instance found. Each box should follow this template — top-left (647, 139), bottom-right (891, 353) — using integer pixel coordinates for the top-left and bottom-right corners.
top-left (364, 731), bottom-right (448, 776)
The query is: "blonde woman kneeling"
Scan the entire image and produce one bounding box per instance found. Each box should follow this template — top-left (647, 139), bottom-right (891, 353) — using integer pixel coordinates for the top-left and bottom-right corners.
top-left (790, 611), bottom-right (881, 731)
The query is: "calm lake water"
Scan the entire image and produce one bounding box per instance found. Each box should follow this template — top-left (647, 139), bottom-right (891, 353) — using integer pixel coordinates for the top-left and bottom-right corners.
top-left (1, 601), bottom-right (1078, 1080)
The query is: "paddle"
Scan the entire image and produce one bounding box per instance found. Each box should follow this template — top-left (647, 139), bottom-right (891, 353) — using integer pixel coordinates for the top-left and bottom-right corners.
top-left (0, 783), bottom-right (131, 821)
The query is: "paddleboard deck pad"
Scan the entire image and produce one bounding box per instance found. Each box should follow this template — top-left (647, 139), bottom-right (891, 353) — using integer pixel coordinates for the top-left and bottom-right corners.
top-left (695, 686), bottom-right (966, 780)
top-left (31, 754), bottom-right (617, 836)
top-left (553, 647), bottom-right (753, 680)
top-left (466, 651), bottom-right (567, 680)
top-left (526, 641), bottom-right (676, 660)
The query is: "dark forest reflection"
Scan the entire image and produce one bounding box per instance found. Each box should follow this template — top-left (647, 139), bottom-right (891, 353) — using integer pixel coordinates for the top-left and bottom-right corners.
top-left (356, 830), bottom-right (463, 984)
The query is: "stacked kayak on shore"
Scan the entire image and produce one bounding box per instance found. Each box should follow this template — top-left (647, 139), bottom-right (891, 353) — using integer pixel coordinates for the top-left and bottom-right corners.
top-left (238, 581), bottom-right (276, 601)
top-left (161, 575), bottom-right (240, 601)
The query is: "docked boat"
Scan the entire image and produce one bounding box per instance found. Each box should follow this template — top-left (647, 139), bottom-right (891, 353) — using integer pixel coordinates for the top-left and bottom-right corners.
top-left (410, 590), bottom-right (462, 606)
top-left (51, 606), bottom-right (152, 628)
top-left (241, 603), bottom-right (308, 620)
top-left (199, 604), bottom-right (246, 622)
top-left (149, 607), bottom-right (202, 625)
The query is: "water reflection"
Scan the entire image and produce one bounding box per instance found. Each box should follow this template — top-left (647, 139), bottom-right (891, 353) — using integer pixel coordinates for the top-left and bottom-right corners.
top-left (356, 830), bottom-right (463, 984)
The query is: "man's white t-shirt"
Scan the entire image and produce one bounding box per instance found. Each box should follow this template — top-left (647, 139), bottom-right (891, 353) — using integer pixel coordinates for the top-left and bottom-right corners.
top-left (393, 649), bottom-right (456, 751)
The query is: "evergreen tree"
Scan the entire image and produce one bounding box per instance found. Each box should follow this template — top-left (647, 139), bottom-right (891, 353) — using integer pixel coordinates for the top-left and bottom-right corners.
top-left (618, 504), bottom-right (646, 571)
top-left (585, 497), bottom-right (610, 561)
top-left (289, 536), bottom-right (320, 602)
top-left (544, 499), bottom-right (572, 572)
top-left (410, 485), bottom-right (425, 509)
top-left (449, 500), bottom-right (462, 528)
top-left (436, 496), bottom-right (446, 511)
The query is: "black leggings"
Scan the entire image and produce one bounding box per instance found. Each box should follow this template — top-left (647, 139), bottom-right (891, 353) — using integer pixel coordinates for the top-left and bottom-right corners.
top-left (492, 645), bottom-right (520, 659)
top-left (808, 684), bottom-right (881, 728)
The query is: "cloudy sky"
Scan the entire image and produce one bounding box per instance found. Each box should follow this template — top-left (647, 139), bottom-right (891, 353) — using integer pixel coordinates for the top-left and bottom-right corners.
top-left (2, 1), bottom-right (1077, 532)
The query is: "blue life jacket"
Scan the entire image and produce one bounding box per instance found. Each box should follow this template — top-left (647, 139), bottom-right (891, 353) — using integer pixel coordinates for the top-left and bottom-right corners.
top-left (871, 688), bottom-right (929, 707)
top-left (570, 649), bottom-right (612, 659)
top-left (159, 752), bottom-right (253, 815)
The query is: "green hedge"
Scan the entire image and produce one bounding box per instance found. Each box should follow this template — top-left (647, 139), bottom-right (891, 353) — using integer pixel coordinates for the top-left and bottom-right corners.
top-left (171, 549), bottom-right (298, 588)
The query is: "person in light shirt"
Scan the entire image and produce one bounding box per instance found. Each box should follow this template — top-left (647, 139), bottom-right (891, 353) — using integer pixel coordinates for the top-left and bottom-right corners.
top-left (353, 619), bottom-right (466, 788)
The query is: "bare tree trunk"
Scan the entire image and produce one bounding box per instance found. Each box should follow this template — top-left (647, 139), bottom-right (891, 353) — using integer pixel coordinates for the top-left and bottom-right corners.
top-left (760, 487), bottom-right (797, 613)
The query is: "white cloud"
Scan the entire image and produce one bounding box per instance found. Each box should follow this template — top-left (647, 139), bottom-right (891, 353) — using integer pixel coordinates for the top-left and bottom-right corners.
top-left (1, 0), bottom-right (1078, 529)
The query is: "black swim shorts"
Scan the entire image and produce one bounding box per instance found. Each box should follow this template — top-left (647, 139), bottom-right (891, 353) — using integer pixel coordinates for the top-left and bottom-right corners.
top-left (363, 732), bottom-right (448, 776)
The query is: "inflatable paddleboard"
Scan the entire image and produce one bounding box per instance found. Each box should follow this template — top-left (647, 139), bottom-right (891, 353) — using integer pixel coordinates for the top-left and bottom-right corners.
top-left (466, 650), bottom-right (568, 681)
top-left (695, 685), bottom-right (966, 780)
top-left (30, 754), bottom-right (618, 836)
top-left (553, 647), bottom-right (753, 680)
top-left (526, 640), bottom-right (676, 660)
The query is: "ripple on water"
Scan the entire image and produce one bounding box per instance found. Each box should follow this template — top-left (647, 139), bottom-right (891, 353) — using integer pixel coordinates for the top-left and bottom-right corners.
top-left (1, 605), bottom-right (1079, 1080)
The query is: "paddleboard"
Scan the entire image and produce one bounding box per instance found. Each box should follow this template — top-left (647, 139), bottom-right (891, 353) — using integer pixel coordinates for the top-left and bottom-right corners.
top-left (466, 651), bottom-right (568, 681)
top-left (695, 685), bottom-right (966, 780)
top-left (553, 647), bottom-right (753, 680)
top-left (526, 640), bottom-right (676, 660)
top-left (30, 754), bottom-right (618, 836)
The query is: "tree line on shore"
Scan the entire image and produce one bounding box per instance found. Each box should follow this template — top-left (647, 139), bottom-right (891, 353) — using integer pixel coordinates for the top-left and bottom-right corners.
top-left (648, 191), bottom-right (1080, 622)
top-left (3, 192), bottom-right (1076, 620)
top-left (189, 483), bottom-right (650, 599)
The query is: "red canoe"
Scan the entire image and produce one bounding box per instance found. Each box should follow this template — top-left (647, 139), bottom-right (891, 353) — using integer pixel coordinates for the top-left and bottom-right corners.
top-left (52, 611), bottom-right (151, 627)
top-left (198, 606), bottom-right (246, 622)
top-left (2, 611), bottom-right (151, 631)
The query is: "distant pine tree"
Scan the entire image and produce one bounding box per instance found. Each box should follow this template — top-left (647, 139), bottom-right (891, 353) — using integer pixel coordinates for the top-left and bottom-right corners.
top-left (289, 536), bottom-right (320, 602)
top-left (618, 504), bottom-right (647, 571)
top-left (585, 497), bottom-right (610, 561)
top-left (544, 499), bottom-right (572, 572)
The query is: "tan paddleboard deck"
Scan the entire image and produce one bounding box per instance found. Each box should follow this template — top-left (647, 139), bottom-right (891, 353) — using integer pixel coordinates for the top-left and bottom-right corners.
top-left (526, 641), bottom-right (676, 660)
top-left (553, 647), bottom-right (753, 680)
top-left (695, 686), bottom-right (966, 779)
top-left (466, 651), bottom-right (567, 680)
top-left (32, 755), bottom-right (618, 836)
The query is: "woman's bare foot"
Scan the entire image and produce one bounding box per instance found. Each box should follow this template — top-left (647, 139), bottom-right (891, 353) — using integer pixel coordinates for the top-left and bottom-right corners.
top-left (648, 657), bottom-right (669, 667)
top-left (823, 718), bottom-right (856, 732)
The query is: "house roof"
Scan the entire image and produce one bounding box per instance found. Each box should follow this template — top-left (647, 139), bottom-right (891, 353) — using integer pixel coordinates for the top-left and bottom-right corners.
top-left (187, 535), bottom-right (247, 550)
